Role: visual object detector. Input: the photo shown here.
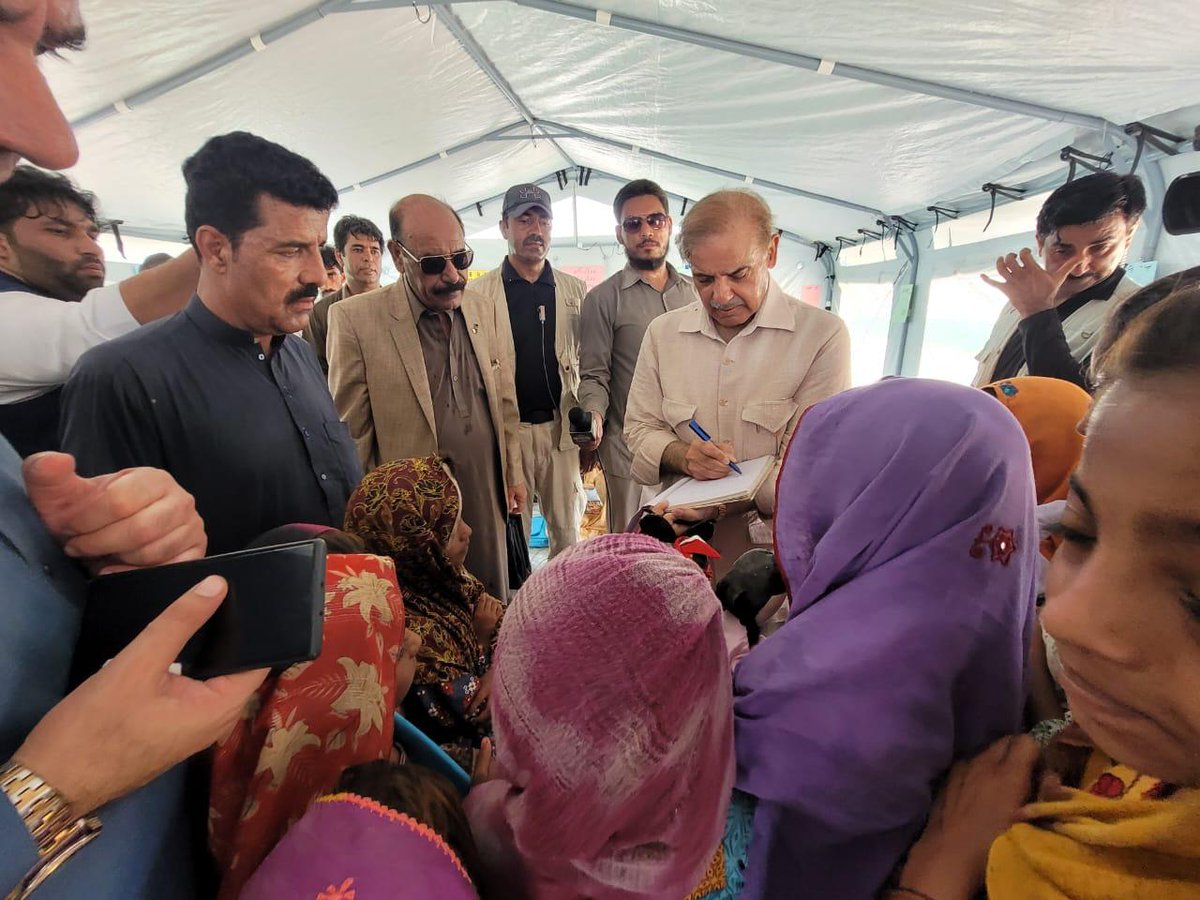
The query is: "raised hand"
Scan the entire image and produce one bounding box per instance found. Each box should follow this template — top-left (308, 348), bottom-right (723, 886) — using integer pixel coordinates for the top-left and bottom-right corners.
top-left (981, 248), bottom-right (1084, 319)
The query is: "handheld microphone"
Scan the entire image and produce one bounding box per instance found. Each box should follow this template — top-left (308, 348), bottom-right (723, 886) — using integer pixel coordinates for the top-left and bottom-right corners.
top-left (568, 406), bottom-right (598, 446)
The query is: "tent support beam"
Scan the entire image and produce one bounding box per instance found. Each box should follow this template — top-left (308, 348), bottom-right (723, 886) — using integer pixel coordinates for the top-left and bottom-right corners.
top-left (535, 119), bottom-right (885, 218)
top-left (463, 0), bottom-right (1126, 138)
top-left (70, 0), bottom-right (357, 129)
top-left (434, 7), bottom-right (576, 169)
top-left (336, 120), bottom-right (528, 193)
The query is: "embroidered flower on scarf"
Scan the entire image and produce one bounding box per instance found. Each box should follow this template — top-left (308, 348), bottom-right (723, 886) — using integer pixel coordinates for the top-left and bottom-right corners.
top-left (1090, 772), bottom-right (1127, 799)
top-left (336, 570), bottom-right (396, 627)
top-left (317, 878), bottom-right (357, 900)
top-left (970, 525), bottom-right (1018, 565)
top-left (332, 657), bottom-right (387, 740)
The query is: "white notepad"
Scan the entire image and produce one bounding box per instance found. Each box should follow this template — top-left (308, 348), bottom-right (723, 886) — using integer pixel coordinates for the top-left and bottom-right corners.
top-left (649, 455), bottom-right (775, 509)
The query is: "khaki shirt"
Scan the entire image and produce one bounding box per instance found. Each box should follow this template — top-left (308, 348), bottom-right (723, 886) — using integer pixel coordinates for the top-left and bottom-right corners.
top-left (626, 278), bottom-right (851, 517)
top-left (578, 262), bottom-right (696, 478)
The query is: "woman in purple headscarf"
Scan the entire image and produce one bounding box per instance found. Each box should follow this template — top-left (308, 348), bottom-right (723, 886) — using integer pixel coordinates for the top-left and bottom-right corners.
top-left (732, 378), bottom-right (1039, 899)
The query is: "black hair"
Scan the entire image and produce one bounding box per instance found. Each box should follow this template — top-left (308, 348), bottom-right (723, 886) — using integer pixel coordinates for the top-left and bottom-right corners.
top-left (332, 214), bottom-right (383, 254)
top-left (0, 166), bottom-right (98, 232)
top-left (1105, 281), bottom-right (1200, 383)
top-left (320, 244), bottom-right (342, 271)
top-left (612, 178), bottom-right (670, 222)
top-left (336, 761), bottom-right (485, 893)
top-left (1091, 265), bottom-right (1200, 385)
top-left (181, 131), bottom-right (338, 250)
top-left (1036, 172), bottom-right (1147, 238)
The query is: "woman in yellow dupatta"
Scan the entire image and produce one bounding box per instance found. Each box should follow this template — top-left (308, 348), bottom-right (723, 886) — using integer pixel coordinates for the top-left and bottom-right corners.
top-left (883, 286), bottom-right (1200, 900)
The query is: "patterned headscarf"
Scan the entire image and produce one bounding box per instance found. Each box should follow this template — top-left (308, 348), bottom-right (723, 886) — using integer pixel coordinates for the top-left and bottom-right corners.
top-left (982, 375), bottom-right (1092, 504)
top-left (209, 553), bottom-right (407, 899)
top-left (734, 378), bottom-right (1038, 899)
top-left (466, 534), bottom-right (735, 900)
top-left (344, 457), bottom-right (486, 687)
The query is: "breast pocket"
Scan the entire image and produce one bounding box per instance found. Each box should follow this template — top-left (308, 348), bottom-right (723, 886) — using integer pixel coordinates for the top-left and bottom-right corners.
top-left (662, 397), bottom-right (698, 439)
top-left (741, 399), bottom-right (798, 455)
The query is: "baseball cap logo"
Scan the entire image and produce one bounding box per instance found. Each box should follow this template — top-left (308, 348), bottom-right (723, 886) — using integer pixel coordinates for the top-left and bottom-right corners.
top-left (519, 187), bottom-right (540, 200)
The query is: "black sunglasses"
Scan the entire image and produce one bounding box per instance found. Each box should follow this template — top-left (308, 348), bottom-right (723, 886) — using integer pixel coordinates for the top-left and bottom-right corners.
top-left (621, 213), bottom-right (669, 233)
top-left (398, 242), bottom-right (475, 275)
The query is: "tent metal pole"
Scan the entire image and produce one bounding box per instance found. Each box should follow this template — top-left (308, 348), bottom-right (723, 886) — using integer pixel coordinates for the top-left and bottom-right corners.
top-left (337, 120), bottom-right (528, 193)
top-left (70, 0), bottom-right (356, 129)
top-left (491, 0), bottom-right (1124, 138)
top-left (537, 120), bottom-right (884, 218)
top-left (434, 7), bottom-right (576, 169)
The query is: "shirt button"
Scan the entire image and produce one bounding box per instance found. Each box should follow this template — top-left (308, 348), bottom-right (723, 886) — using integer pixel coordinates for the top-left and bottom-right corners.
top-left (302, 428), bottom-right (310, 439)
top-left (452, 375), bottom-right (459, 383)
top-left (720, 399), bottom-right (729, 407)
top-left (724, 358), bottom-right (734, 365)
top-left (258, 353), bottom-right (266, 361)
top-left (320, 473), bottom-right (328, 481)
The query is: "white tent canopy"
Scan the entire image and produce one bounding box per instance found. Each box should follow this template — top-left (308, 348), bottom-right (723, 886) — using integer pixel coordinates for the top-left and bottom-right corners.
top-left (46, 0), bottom-right (1200, 378)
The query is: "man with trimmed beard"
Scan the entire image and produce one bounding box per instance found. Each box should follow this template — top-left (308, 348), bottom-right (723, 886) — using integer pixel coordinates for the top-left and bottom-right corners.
top-left (60, 132), bottom-right (361, 554)
top-left (578, 179), bottom-right (697, 533)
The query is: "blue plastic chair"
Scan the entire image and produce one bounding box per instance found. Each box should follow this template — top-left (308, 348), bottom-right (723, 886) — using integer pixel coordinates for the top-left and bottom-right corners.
top-left (392, 712), bottom-right (472, 796)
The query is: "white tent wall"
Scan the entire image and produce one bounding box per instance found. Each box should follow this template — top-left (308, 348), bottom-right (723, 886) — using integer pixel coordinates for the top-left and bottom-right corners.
top-left (45, 0), bottom-right (1200, 387)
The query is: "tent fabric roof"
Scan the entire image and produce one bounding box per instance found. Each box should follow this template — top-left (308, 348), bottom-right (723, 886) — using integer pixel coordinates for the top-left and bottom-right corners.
top-left (46, 0), bottom-right (1200, 245)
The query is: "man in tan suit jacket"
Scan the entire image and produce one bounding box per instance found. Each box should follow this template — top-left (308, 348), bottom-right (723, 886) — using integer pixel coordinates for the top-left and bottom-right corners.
top-left (472, 183), bottom-right (588, 558)
top-left (328, 195), bottom-right (524, 598)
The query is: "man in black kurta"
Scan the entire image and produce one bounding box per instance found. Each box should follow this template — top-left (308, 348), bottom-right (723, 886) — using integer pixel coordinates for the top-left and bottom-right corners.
top-left (58, 132), bottom-right (361, 555)
top-left (59, 295), bottom-right (361, 554)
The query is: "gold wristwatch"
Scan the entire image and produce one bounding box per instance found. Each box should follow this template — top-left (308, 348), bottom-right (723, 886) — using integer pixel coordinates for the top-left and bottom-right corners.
top-left (1, 761), bottom-right (102, 900)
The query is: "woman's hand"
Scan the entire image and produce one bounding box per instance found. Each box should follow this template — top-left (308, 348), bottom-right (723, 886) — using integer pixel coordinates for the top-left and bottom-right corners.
top-left (896, 735), bottom-right (1040, 900)
top-left (472, 737), bottom-right (497, 786)
top-left (473, 594), bottom-right (504, 645)
top-left (466, 669), bottom-right (493, 724)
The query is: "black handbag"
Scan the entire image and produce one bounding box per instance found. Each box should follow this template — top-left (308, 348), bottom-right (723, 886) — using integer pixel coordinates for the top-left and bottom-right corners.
top-left (506, 513), bottom-right (532, 591)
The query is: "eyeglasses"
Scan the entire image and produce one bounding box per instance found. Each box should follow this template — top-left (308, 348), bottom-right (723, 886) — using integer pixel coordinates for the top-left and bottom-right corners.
top-left (398, 242), bottom-right (475, 275)
top-left (621, 213), bottom-right (669, 233)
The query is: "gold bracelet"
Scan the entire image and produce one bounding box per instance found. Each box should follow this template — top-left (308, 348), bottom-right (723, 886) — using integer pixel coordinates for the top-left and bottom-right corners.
top-left (1, 762), bottom-right (102, 899)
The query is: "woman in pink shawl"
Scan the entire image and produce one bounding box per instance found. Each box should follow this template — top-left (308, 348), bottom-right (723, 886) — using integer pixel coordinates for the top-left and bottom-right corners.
top-left (733, 378), bottom-right (1039, 899)
top-left (466, 533), bottom-right (735, 899)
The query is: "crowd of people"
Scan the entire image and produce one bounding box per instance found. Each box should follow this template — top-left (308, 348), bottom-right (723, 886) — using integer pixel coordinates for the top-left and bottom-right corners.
top-left (3, 2), bottom-right (1200, 898)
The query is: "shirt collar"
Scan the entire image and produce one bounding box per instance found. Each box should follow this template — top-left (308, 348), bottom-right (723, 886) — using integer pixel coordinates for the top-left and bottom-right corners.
top-left (677, 277), bottom-right (793, 338)
top-left (619, 261), bottom-right (683, 292)
top-left (185, 295), bottom-right (285, 350)
top-left (502, 257), bottom-right (555, 286)
top-left (0, 270), bottom-right (54, 299)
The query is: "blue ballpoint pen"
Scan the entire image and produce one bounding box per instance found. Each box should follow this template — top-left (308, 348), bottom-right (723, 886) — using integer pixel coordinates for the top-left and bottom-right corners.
top-left (687, 419), bottom-right (743, 474)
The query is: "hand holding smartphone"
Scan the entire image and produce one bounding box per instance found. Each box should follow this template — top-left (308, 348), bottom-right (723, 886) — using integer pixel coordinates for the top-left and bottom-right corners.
top-left (70, 540), bottom-right (327, 688)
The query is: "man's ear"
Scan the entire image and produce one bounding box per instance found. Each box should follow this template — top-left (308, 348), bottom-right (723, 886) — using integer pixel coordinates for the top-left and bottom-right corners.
top-left (193, 225), bottom-right (232, 273)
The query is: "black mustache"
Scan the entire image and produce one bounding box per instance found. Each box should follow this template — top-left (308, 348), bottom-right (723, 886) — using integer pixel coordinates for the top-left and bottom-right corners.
top-left (287, 284), bottom-right (320, 303)
top-left (432, 280), bottom-right (467, 295)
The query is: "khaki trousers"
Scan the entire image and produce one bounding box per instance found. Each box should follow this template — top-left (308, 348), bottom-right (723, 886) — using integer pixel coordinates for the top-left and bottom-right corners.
top-left (519, 418), bottom-right (585, 558)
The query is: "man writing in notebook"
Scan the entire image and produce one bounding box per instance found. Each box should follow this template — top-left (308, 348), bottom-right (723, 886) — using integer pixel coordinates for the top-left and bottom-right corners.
top-left (625, 190), bottom-right (850, 576)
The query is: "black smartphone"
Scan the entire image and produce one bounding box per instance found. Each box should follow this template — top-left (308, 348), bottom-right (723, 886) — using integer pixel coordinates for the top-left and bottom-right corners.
top-left (70, 540), bottom-right (327, 687)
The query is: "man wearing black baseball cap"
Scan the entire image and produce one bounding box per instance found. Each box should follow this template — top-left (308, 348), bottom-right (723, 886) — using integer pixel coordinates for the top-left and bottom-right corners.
top-left (476, 184), bottom-right (587, 558)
